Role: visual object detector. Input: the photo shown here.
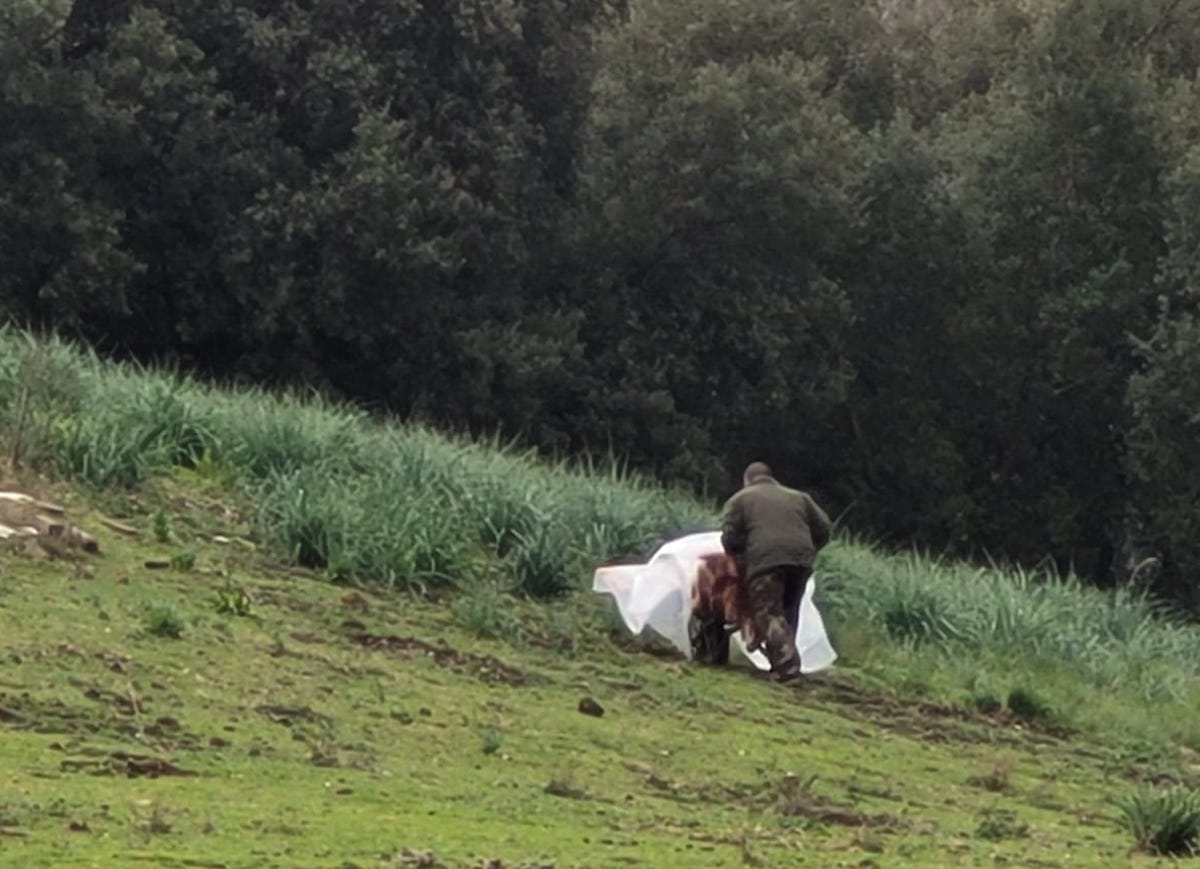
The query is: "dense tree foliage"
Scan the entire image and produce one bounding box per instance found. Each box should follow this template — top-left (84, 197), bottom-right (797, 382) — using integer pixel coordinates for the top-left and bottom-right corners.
top-left (4, 0), bottom-right (1200, 607)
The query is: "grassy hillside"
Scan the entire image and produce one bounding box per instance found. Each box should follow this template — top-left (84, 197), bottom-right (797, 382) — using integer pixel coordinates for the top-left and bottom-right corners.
top-left (0, 475), bottom-right (1188, 868)
top-left (2, 328), bottom-right (1200, 865)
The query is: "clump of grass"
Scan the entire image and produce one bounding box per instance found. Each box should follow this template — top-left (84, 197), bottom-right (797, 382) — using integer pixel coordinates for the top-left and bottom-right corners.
top-left (1, 334), bottom-right (86, 468)
top-left (1005, 686), bottom-right (1056, 725)
top-left (453, 583), bottom-right (520, 641)
top-left (510, 522), bottom-right (575, 598)
top-left (145, 603), bottom-right (185, 639)
top-left (544, 774), bottom-right (588, 800)
top-left (170, 550), bottom-right (196, 572)
top-left (213, 579), bottom-right (253, 617)
top-left (1118, 785), bottom-right (1200, 856)
top-left (877, 584), bottom-right (962, 645)
top-left (140, 801), bottom-right (173, 836)
top-left (770, 773), bottom-right (820, 816)
top-left (152, 510), bottom-right (172, 544)
top-left (975, 809), bottom-right (1029, 841)
top-left (481, 729), bottom-right (503, 755)
top-left (967, 758), bottom-right (1014, 793)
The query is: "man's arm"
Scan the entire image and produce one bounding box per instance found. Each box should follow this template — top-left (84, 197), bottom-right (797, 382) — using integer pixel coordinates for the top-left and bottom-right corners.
top-left (721, 496), bottom-right (747, 556)
top-left (806, 494), bottom-right (832, 551)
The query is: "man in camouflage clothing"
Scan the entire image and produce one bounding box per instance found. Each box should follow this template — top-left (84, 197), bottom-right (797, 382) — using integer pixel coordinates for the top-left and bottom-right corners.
top-left (720, 461), bottom-right (832, 682)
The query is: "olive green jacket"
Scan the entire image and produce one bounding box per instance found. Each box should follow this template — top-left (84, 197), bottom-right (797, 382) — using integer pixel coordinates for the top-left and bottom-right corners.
top-left (720, 477), bottom-right (832, 579)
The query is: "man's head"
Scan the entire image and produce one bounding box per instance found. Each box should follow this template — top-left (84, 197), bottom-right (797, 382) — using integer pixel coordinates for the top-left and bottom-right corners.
top-left (743, 461), bottom-right (773, 486)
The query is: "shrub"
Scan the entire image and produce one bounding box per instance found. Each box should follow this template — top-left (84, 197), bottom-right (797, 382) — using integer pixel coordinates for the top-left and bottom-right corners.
top-left (1118, 786), bottom-right (1200, 856)
top-left (975, 809), bottom-right (1030, 841)
top-left (170, 550), bottom-right (196, 572)
top-left (1005, 687), bottom-right (1056, 725)
top-left (152, 510), bottom-right (173, 544)
top-left (213, 580), bottom-right (253, 617)
top-left (481, 729), bottom-right (504, 755)
top-left (146, 603), bottom-right (186, 639)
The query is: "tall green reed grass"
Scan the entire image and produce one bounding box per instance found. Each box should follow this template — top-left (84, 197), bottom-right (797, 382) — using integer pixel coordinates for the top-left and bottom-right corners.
top-left (820, 539), bottom-right (1200, 704)
top-left (0, 327), bottom-right (711, 597)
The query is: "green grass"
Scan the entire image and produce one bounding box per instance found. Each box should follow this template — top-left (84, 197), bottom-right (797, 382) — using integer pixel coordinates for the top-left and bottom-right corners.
top-left (0, 482), bottom-right (1191, 867)
top-left (2, 326), bottom-right (1200, 864)
top-left (2, 327), bottom-right (1200, 744)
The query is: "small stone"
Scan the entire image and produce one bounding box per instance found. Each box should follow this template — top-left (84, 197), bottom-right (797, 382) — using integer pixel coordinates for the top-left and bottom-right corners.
top-left (578, 697), bottom-right (604, 718)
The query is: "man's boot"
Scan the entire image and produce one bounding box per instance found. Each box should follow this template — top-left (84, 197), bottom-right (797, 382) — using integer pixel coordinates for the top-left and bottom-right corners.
top-left (765, 617), bottom-right (802, 682)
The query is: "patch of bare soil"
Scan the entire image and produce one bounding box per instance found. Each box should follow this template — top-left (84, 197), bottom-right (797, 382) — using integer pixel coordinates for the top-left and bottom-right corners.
top-left (1, 685), bottom-right (204, 752)
top-left (60, 751), bottom-right (197, 778)
top-left (799, 674), bottom-right (1073, 743)
top-left (0, 690), bottom-right (120, 737)
top-left (748, 774), bottom-right (902, 829)
top-left (256, 704), bottom-right (334, 730)
top-left (627, 764), bottom-right (902, 830)
top-left (348, 632), bottom-right (541, 687)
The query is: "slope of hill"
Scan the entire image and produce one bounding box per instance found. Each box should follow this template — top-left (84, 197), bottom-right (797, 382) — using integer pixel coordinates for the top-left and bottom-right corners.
top-left (0, 475), bottom-right (1187, 869)
top-left (2, 330), bottom-right (1200, 866)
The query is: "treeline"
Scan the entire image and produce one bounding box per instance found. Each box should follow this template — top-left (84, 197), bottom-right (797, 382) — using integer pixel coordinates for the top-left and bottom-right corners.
top-left (3, 0), bottom-right (1200, 607)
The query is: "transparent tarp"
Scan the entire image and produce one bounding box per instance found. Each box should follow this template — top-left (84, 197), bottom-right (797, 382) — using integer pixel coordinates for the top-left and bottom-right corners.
top-left (592, 531), bottom-right (836, 674)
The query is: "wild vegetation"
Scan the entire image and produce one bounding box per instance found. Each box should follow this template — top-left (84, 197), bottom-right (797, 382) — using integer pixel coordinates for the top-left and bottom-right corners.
top-left (5, 329), bottom-right (1200, 740)
top-left (5, 496), bottom-right (1191, 867)
top-left (4, 0), bottom-right (1200, 607)
top-left (3, 327), bottom-right (1200, 758)
top-left (4, 0), bottom-right (1200, 861)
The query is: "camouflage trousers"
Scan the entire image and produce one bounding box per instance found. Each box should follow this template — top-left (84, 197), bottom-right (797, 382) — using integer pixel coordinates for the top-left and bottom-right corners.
top-left (746, 565), bottom-right (811, 678)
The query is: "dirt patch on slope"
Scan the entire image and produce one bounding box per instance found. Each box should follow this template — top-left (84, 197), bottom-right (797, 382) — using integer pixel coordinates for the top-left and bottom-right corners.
top-left (60, 751), bottom-right (197, 778)
top-left (348, 632), bottom-right (541, 687)
top-left (798, 674), bottom-right (1072, 744)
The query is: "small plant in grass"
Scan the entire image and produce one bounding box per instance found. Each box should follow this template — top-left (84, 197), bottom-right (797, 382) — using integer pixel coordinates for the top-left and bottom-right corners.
top-left (141, 801), bottom-right (173, 836)
top-left (481, 729), bottom-right (503, 755)
top-left (152, 509), bottom-right (172, 544)
top-left (192, 448), bottom-right (237, 486)
top-left (967, 758), bottom-right (1014, 793)
top-left (453, 583), bottom-right (520, 641)
top-left (213, 579), bottom-right (253, 617)
top-left (544, 773), bottom-right (588, 800)
top-left (1118, 785), bottom-right (1200, 856)
top-left (170, 550), bottom-right (196, 572)
top-left (772, 773), bottom-right (821, 816)
top-left (542, 604), bottom-right (588, 656)
top-left (975, 809), bottom-right (1029, 841)
top-left (146, 603), bottom-right (185, 639)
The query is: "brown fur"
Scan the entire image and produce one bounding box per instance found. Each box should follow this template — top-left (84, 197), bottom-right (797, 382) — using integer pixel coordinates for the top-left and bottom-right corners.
top-left (690, 552), bottom-right (760, 652)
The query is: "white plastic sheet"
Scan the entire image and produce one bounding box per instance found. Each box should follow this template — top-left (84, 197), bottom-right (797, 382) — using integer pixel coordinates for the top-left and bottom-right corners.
top-left (592, 531), bottom-right (837, 674)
